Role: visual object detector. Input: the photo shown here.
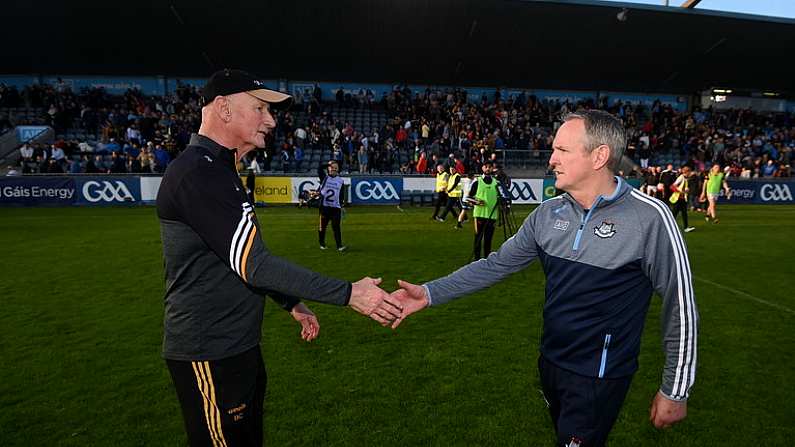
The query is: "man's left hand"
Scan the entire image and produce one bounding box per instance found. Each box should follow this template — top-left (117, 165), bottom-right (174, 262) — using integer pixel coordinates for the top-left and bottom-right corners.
top-left (290, 302), bottom-right (320, 342)
top-left (649, 391), bottom-right (687, 429)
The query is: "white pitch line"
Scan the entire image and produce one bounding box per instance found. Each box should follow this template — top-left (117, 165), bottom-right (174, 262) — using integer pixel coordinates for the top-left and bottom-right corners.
top-left (695, 276), bottom-right (795, 315)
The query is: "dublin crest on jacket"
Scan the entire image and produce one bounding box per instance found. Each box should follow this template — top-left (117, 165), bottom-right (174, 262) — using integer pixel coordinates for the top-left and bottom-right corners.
top-left (593, 221), bottom-right (616, 238)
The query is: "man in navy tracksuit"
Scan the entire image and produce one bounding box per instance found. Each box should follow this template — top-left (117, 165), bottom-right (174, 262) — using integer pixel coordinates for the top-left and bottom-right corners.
top-left (392, 110), bottom-right (698, 447)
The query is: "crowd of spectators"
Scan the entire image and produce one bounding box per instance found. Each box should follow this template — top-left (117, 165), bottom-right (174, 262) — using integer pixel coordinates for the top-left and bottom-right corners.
top-left (2, 81), bottom-right (794, 178)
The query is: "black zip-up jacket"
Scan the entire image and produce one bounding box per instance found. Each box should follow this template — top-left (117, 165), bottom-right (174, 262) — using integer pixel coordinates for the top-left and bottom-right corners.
top-left (157, 134), bottom-right (351, 361)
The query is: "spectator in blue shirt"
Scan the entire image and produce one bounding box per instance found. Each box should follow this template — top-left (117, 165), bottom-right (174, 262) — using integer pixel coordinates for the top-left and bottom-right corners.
top-left (494, 133), bottom-right (505, 150)
top-left (105, 138), bottom-right (121, 154)
top-left (153, 144), bottom-right (171, 172)
top-left (294, 145), bottom-right (304, 172)
top-left (125, 142), bottom-right (141, 160)
top-left (68, 158), bottom-right (83, 174)
top-left (762, 160), bottom-right (777, 177)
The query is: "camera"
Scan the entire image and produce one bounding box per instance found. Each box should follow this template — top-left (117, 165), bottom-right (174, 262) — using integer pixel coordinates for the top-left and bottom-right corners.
top-left (494, 167), bottom-right (512, 205)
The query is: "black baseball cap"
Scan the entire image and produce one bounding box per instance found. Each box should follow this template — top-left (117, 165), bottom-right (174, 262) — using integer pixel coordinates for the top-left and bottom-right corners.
top-left (202, 68), bottom-right (293, 109)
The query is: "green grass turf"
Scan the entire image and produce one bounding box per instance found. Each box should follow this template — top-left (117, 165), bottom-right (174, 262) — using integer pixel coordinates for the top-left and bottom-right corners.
top-left (1, 204), bottom-right (793, 446)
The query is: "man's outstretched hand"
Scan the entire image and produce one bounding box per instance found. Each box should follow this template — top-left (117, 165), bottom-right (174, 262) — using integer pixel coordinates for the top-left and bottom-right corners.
top-left (390, 279), bottom-right (430, 329)
top-left (349, 277), bottom-right (403, 327)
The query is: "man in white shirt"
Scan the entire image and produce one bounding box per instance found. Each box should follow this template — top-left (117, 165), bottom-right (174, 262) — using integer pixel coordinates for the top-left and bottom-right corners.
top-left (294, 126), bottom-right (307, 148)
top-left (19, 143), bottom-right (34, 162)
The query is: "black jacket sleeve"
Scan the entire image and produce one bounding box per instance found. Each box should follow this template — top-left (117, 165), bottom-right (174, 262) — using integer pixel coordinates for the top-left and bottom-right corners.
top-left (468, 179), bottom-right (479, 197)
top-left (173, 162), bottom-right (351, 306)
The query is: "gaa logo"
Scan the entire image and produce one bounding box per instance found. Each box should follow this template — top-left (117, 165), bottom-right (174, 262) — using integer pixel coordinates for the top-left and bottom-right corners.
top-left (759, 184), bottom-right (793, 202)
top-left (510, 181), bottom-right (538, 201)
top-left (82, 180), bottom-right (135, 202)
top-left (297, 180), bottom-right (320, 195)
top-left (355, 180), bottom-right (399, 200)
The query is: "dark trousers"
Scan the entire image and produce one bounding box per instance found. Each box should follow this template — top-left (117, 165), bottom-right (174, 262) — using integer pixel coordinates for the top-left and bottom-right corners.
top-left (432, 191), bottom-right (448, 218)
top-left (671, 198), bottom-right (689, 228)
top-left (473, 217), bottom-right (496, 260)
top-left (319, 206), bottom-right (342, 248)
top-left (167, 346), bottom-right (267, 447)
top-left (538, 356), bottom-right (632, 447)
top-left (439, 196), bottom-right (461, 220)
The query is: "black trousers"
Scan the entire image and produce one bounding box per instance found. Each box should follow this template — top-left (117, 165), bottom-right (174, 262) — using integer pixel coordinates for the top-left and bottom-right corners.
top-left (473, 217), bottom-right (496, 260)
top-left (671, 198), bottom-right (689, 228)
top-left (538, 356), bottom-right (632, 447)
top-left (167, 346), bottom-right (267, 447)
top-left (432, 191), bottom-right (448, 218)
top-left (439, 196), bottom-right (461, 220)
top-left (319, 206), bottom-right (342, 248)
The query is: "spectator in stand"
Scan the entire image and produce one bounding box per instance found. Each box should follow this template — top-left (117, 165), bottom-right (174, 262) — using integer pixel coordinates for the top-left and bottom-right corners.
top-left (106, 138), bottom-right (121, 154)
top-left (109, 151), bottom-right (127, 173)
top-left (85, 155), bottom-right (101, 173)
top-left (638, 141), bottom-right (650, 168)
top-left (153, 143), bottom-right (170, 172)
top-left (68, 158), bottom-right (83, 174)
top-left (50, 144), bottom-right (66, 167)
top-left (137, 149), bottom-right (150, 172)
top-left (146, 153), bottom-right (158, 173)
top-left (126, 124), bottom-right (141, 145)
top-left (78, 140), bottom-right (94, 153)
top-left (36, 155), bottom-right (48, 173)
top-left (281, 146), bottom-right (290, 173)
top-left (19, 143), bottom-right (34, 165)
top-left (357, 145), bottom-right (368, 174)
top-left (127, 151), bottom-right (142, 173)
top-left (46, 158), bottom-right (64, 173)
top-left (294, 145), bottom-right (304, 172)
top-left (762, 159), bottom-right (777, 177)
top-left (294, 126), bottom-right (307, 149)
top-left (125, 142), bottom-right (141, 160)
top-left (246, 152), bottom-right (260, 174)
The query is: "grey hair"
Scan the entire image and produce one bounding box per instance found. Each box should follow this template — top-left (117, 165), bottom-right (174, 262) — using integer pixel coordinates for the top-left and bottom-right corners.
top-left (562, 109), bottom-right (626, 172)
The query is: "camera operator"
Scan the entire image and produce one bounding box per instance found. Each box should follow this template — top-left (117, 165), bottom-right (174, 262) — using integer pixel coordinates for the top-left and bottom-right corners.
top-left (493, 163), bottom-right (512, 204)
top-left (469, 161), bottom-right (499, 259)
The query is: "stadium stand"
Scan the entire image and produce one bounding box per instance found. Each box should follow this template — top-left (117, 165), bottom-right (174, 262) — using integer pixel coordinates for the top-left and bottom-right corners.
top-left (1, 81), bottom-right (792, 180)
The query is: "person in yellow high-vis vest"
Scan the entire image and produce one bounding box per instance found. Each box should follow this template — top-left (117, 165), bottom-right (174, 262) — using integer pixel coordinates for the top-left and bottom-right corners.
top-left (669, 165), bottom-right (695, 232)
top-left (471, 161), bottom-right (499, 259)
top-left (438, 164), bottom-right (462, 222)
top-left (431, 163), bottom-right (449, 220)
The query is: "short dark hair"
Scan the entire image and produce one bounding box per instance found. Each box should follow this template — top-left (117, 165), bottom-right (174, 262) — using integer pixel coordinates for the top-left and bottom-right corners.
top-left (562, 109), bottom-right (626, 172)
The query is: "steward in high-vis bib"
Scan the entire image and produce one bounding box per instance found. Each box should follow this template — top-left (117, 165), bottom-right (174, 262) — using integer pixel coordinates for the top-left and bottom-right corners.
top-left (438, 164), bottom-right (462, 222)
top-left (470, 161), bottom-right (498, 259)
top-left (669, 165), bottom-right (695, 233)
top-left (431, 163), bottom-right (449, 221)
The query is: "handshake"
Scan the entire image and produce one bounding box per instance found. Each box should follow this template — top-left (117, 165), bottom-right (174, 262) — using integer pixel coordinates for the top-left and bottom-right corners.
top-left (290, 278), bottom-right (429, 343)
top-left (348, 277), bottom-right (429, 329)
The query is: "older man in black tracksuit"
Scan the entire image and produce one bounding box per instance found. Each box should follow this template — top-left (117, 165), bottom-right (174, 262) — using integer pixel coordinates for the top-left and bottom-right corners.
top-left (157, 69), bottom-right (402, 447)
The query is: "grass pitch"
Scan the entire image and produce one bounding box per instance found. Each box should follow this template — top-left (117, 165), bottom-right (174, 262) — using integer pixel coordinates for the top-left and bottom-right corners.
top-left (1, 204), bottom-right (793, 446)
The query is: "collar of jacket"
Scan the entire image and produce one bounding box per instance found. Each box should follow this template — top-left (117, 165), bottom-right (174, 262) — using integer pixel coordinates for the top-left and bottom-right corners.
top-left (561, 176), bottom-right (631, 213)
top-left (190, 133), bottom-right (238, 170)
